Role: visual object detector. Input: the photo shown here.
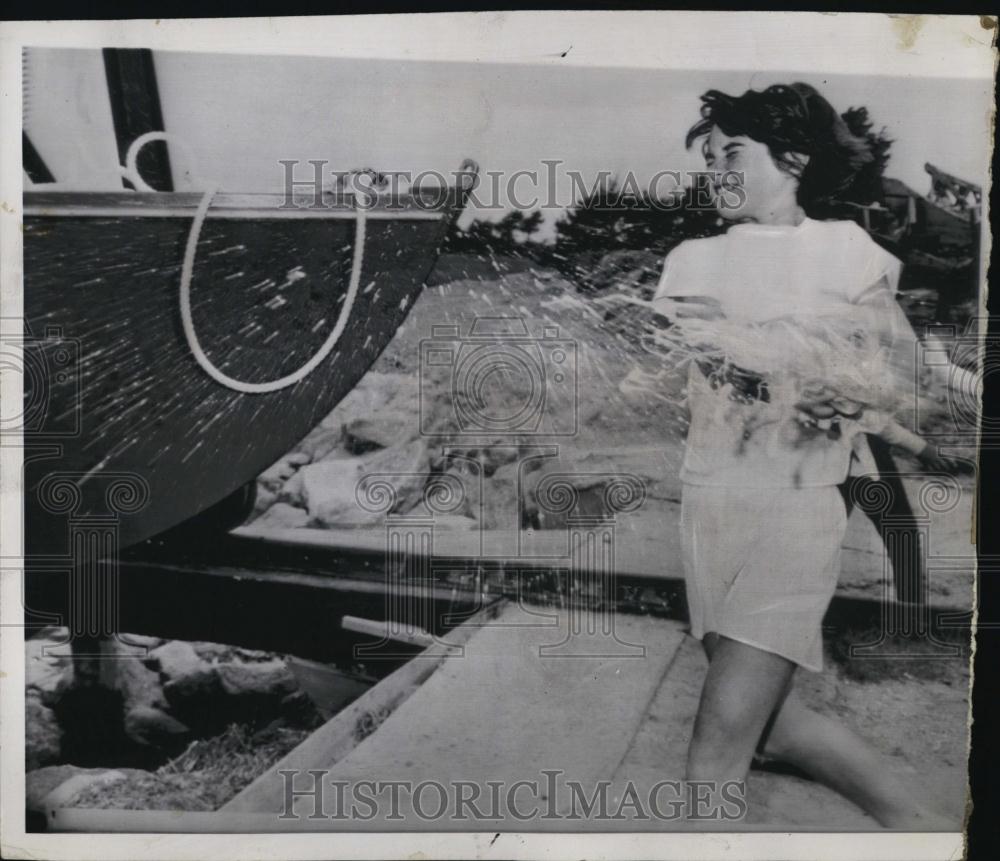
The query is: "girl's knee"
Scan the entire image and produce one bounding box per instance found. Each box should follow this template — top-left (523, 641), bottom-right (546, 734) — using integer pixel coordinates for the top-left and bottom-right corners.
top-left (685, 744), bottom-right (728, 783)
top-left (757, 695), bottom-right (819, 761)
top-left (686, 734), bottom-right (753, 784)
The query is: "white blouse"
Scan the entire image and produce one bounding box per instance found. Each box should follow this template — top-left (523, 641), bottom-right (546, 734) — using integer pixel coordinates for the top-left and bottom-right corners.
top-left (653, 217), bottom-right (908, 488)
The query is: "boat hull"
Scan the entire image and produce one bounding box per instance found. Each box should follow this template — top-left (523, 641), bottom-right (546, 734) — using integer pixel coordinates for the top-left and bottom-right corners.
top-left (21, 190), bottom-right (462, 554)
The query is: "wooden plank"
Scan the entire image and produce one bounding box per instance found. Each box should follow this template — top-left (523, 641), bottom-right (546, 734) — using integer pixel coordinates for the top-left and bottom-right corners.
top-left (231, 522), bottom-right (685, 582)
top-left (23, 191), bottom-right (454, 219)
top-left (25, 557), bottom-right (480, 662)
top-left (221, 600), bottom-right (506, 814)
top-left (341, 615), bottom-right (436, 648)
top-left (45, 808), bottom-right (362, 832)
top-left (252, 604), bottom-right (688, 826)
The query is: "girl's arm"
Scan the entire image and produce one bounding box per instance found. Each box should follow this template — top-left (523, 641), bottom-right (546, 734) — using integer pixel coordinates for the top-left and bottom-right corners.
top-left (873, 420), bottom-right (957, 471)
top-left (652, 240), bottom-right (724, 323)
top-left (651, 295), bottom-right (724, 323)
top-left (854, 274), bottom-right (981, 407)
top-left (877, 419), bottom-right (929, 457)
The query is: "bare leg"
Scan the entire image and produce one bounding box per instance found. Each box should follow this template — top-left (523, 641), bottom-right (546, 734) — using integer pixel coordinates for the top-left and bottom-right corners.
top-left (693, 632), bottom-right (952, 829)
top-left (758, 688), bottom-right (952, 829)
top-left (686, 634), bottom-right (795, 783)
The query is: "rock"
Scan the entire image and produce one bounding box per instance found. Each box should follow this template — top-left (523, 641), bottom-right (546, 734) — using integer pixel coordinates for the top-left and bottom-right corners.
top-left (55, 639), bottom-right (168, 712)
top-left (591, 449), bottom-right (683, 503)
top-left (190, 642), bottom-right (276, 664)
top-left (343, 409), bottom-right (418, 451)
top-left (117, 633), bottom-right (165, 651)
top-left (428, 514), bottom-right (480, 531)
top-left (252, 485), bottom-right (277, 516)
top-left (26, 691), bottom-right (62, 770)
top-left (26, 765), bottom-right (108, 814)
top-left (481, 443), bottom-right (523, 473)
top-left (356, 438), bottom-right (432, 513)
top-left (259, 451), bottom-right (313, 488)
top-left (25, 630), bottom-right (73, 701)
top-left (318, 375), bottom-right (394, 429)
top-left (162, 666), bottom-right (223, 714)
top-left (44, 769), bottom-right (130, 809)
top-left (330, 372), bottom-right (419, 420)
top-left (146, 641), bottom-right (206, 681)
top-left (254, 501), bottom-right (310, 529)
top-left (295, 459), bottom-right (379, 527)
top-left (482, 461), bottom-right (526, 530)
top-left (441, 462), bottom-right (483, 520)
top-left (528, 450), bottom-right (651, 530)
top-left (189, 642), bottom-right (233, 662)
top-left (302, 438), bottom-right (432, 527)
top-left (124, 705), bottom-right (192, 750)
top-left (233, 646), bottom-right (283, 663)
top-left (51, 637), bottom-right (168, 711)
top-left (114, 653), bottom-right (168, 711)
top-left (611, 503), bottom-right (681, 544)
top-left (293, 426), bottom-right (346, 462)
top-left (277, 470), bottom-right (306, 507)
top-left (266, 462), bottom-right (296, 486)
top-left (448, 440), bottom-right (523, 477)
top-left (216, 659), bottom-right (297, 700)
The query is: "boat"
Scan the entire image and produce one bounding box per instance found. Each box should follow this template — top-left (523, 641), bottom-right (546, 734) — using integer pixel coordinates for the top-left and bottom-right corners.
top-left (22, 165), bottom-right (477, 556)
top-left (874, 168), bottom-right (980, 253)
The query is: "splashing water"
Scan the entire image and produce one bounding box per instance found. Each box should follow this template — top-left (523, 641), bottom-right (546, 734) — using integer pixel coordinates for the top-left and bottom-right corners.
top-left (592, 292), bottom-right (920, 423)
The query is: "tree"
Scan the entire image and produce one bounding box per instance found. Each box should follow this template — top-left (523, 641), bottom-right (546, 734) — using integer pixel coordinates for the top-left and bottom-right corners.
top-left (551, 175), bottom-right (725, 282)
top-left (442, 209), bottom-right (545, 258)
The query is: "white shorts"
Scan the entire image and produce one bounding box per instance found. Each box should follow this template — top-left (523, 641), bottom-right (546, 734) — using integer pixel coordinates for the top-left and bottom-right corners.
top-left (679, 483), bottom-right (848, 673)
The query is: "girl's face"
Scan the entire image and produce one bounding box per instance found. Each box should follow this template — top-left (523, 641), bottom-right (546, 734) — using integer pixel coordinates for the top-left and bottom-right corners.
top-left (703, 126), bottom-right (803, 222)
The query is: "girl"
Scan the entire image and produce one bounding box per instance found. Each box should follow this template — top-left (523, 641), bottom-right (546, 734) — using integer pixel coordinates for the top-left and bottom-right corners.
top-left (653, 82), bottom-right (953, 828)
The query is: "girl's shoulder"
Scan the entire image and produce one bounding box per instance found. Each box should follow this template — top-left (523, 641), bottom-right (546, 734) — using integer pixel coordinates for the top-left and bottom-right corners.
top-left (807, 216), bottom-right (878, 245)
top-left (807, 217), bottom-right (903, 295)
top-left (665, 233), bottom-right (727, 262)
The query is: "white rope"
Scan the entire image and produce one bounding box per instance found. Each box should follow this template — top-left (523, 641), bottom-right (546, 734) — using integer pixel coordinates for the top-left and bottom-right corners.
top-left (179, 184), bottom-right (365, 393)
top-left (123, 133), bottom-right (365, 394)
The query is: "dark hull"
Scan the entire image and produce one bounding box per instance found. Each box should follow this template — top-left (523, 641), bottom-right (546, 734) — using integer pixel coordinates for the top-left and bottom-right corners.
top-left (22, 190), bottom-right (462, 554)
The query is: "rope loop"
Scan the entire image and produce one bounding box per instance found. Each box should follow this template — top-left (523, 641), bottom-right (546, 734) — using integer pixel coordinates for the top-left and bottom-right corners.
top-left (122, 134), bottom-right (365, 394)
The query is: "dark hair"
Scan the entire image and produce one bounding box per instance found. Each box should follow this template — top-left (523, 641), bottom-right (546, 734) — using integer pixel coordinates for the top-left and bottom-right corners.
top-left (685, 82), bottom-right (876, 212)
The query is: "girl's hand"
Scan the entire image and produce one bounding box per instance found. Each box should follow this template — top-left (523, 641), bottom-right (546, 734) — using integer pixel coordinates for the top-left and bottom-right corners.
top-left (795, 385), bottom-right (865, 421)
top-left (793, 388), bottom-right (864, 433)
top-left (917, 443), bottom-right (958, 473)
top-left (827, 397), bottom-right (865, 419)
